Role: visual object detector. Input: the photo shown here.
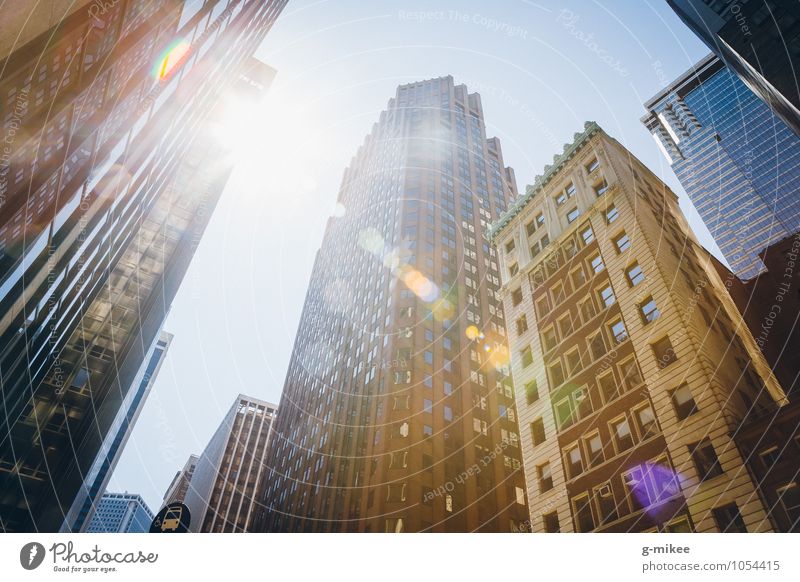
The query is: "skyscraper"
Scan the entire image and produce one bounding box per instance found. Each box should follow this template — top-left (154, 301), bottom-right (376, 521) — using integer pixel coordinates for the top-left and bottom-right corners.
top-left (61, 331), bottom-right (173, 533)
top-left (0, 0), bottom-right (287, 532)
top-left (184, 395), bottom-right (276, 533)
top-left (642, 54), bottom-right (800, 279)
top-left (256, 77), bottom-right (529, 533)
top-left (163, 454), bottom-right (200, 506)
top-left (490, 121), bottom-right (787, 532)
top-left (86, 492), bottom-right (153, 533)
top-left (667, 0), bottom-right (800, 137)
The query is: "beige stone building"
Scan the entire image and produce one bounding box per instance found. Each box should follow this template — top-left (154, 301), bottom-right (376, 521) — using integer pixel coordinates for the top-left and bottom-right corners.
top-left (489, 122), bottom-right (787, 532)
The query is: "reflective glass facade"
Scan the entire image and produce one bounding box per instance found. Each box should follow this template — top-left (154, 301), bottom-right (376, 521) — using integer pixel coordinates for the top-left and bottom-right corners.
top-left (643, 55), bottom-right (800, 279)
top-left (86, 492), bottom-right (153, 533)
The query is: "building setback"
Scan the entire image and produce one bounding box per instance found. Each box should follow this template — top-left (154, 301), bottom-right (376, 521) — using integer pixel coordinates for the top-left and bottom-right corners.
top-left (490, 121), bottom-right (787, 532)
top-left (642, 54), bottom-right (800, 280)
top-left (184, 395), bottom-right (277, 533)
top-left (0, 0), bottom-right (287, 532)
top-left (667, 0), bottom-right (800, 137)
top-left (255, 77), bottom-right (529, 533)
top-left (86, 492), bottom-right (154, 533)
top-left (61, 331), bottom-right (173, 532)
top-left (163, 454), bottom-right (200, 506)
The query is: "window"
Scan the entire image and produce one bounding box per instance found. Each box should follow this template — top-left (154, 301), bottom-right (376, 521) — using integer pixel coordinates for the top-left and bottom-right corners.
top-left (664, 517), bottom-right (692, 533)
top-left (536, 212), bottom-right (545, 227)
top-left (549, 361), bottom-right (565, 388)
top-left (516, 315), bottom-right (529, 336)
top-left (609, 320), bottom-right (627, 343)
top-left (531, 418), bottom-right (546, 446)
top-left (776, 483), bottom-right (800, 529)
top-left (585, 433), bottom-right (604, 467)
top-left (543, 511), bottom-right (560, 533)
top-left (423, 399), bottom-right (433, 413)
top-left (542, 327), bottom-right (558, 352)
top-left (387, 483), bottom-right (407, 502)
top-left (586, 157), bottom-right (599, 173)
top-left (565, 349), bottom-right (582, 375)
top-left (689, 438), bottom-right (723, 481)
top-left (627, 263), bottom-right (644, 286)
top-left (599, 285), bottom-right (616, 307)
top-left (444, 405), bottom-right (453, 422)
top-left (573, 494), bottom-right (595, 532)
top-left (536, 296), bottom-right (550, 317)
top-left (605, 204), bottom-right (619, 223)
top-left (566, 207), bottom-right (580, 223)
top-left (525, 379), bottom-right (539, 404)
top-left (579, 298), bottom-right (596, 322)
top-left (759, 447), bottom-right (779, 470)
top-left (712, 504), bottom-right (747, 533)
top-left (526, 220), bottom-right (537, 236)
top-left (590, 254), bottom-right (604, 273)
top-left (598, 372), bottom-right (618, 403)
top-left (555, 191), bottom-right (567, 206)
top-left (594, 179), bottom-right (609, 197)
top-left (581, 226), bottom-right (595, 245)
top-left (652, 336), bottom-right (677, 368)
top-left (640, 296), bottom-right (660, 323)
top-left (521, 346), bottom-right (533, 367)
top-left (594, 483), bottom-right (618, 524)
top-left (558, 314), bottom-right (573, 338)
top-left (505, 239), bottom-right (515, 253)
top-left (619, 359), bottom-right (643, 390)
top-left (538, 463), bottom-right (553, 492)
top-left (623, 462), bottom-right (680, 511)
top-left (636, 405), bottom-right (657, 439)
top-left (423, 424), bottom-right (433, 437)
top-left (588, 332), bottom-right (606, 360)
top-left (670, 384), bottom-right (697, 420)
top-left (424, 351), bottom-right (433, 365)
top-left (566, 445), bottom-right (583, 478)
top-left (611, 417), bottom-right (633, 452)
top-left (511, 287), bottom-right (523, 306)
top-left (554, 396), bottom-right (574, 429)
top-left (571, 266), bottom-right (586, 289)
top-left (509, 262), bottom-right (519, 277)
top-left (566, 182), bottom-right (576, 198)
top-left (614, 232), bottom-right (631, 253)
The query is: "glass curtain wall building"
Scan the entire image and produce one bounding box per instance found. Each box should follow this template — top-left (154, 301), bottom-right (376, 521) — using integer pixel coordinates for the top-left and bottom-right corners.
top-left (0, 0), bottom-right (287, 532)
top-left (85, 492), bottom-right (153, 533)
top-left (642, 54), bottom-right (800, 280)
top-left (256, 77), bottom-right (529, 533)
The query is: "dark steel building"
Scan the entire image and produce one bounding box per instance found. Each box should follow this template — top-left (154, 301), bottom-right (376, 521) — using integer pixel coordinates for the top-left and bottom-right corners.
top-left (184, 395), bottom-right (277, 532)
top-left (668, 0), bottom-right (800, 136)
top-left (256, 77), bottom-right (530, 533)
top-left (0, 0), bottom-right (286, 532)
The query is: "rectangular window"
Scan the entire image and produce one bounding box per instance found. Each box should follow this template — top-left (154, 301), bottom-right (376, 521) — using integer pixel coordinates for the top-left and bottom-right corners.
top-left (588, 332), bottom-right (606, 360)
top-left (652, 336), bottom-right (678, 368)
top-left (536, 212), bottom-right (545, 227)
top-left (590, 254), bottom-right (604, 273)
top-left (605, 204), bottom-right (619, 223)
top-left (509, 262), bottom-right (519, 277)
top-left (586, 157), bottom-right (599, 173)
top-left (516, 315), bottom-right (529, 336)
top-left (636, 405), bottom-right (657, 439)
top-left (776, 483), bottom-right (800, 528)
top-left (531, 418), bottom-right (546, 446)
top-left (573, 494), bottom-right (595, 532)
top-left (670, 384), bottom-right (698, 420)
top-left (536, 296), bottom-right (550, 317)
top-left (511, 287), bottom-right (523, 306)
top-left (526, 220), bottom-right (537, 236)
top-left (423, 399), bottom-right (433, 413)
top-left (599, 285), bottom-right (616, 307)
top-left (614, 232), bottom-right (631, 253)
top-left (580, 298), bottom-right (596, 322)
top-left (521, 346), bottom-right (533, 367)
top-left (712, 503), bottom-right (747, 533)
top-left (571, 266), bottom-right (586, 289)
top-left (525, 379), bottom-right (539, 404)
top-left (558, 314), bottom-right (573, 338)
top-left (611, 417), bottom-right (633, 452)
top-left (538, 463), bottom-right (553, 492)
top-left (565, 349), bottom-right (582, 375)
top-left (554, 396), bottom-right (574, 429)
top-left (585, 433), bottom-right (604, 467)
top-left (566, 445), bottom-right (583, 478)
top-left (594, 179), bottom-right (609, 197)
top-left (566, 207), bottom-right (580, 223)
top-left (543, 511), bottom-right (560, 533)
top-left (627, 263), bottom-right (644, 286)
top-left (619, 359), bottom-right (643, 390)
top-left (549, 361), bottom-right (565, 388)
top-left (505, 239), bottom-right (515, 253)
top-left (566, 182), bottom-right (576, 198)
top-left (594, 483), bottom-right (618, 524)
top-left (640, 296), bottom-right (661, 323)
top-left (690, 438), bottom-right (723, 481)
top-left (542, 327), bottom-right (558, 352)
top-left (555, 191), bottom-right (567, 206)
top-left (598, 372), bottom-right (618, 403)
top-left (609, 319), bottom-right (628, 343)
top-left (581, 226), bottom-right (595, 245)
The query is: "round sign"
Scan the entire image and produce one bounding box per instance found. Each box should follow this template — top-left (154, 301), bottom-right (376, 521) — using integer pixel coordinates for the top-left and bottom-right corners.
top-left (150, 502), bottom-right (191, 533)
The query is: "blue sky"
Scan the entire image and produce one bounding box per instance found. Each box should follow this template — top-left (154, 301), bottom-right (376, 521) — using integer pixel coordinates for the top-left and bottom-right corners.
top-left (109, 0), bottom-right (714, 512)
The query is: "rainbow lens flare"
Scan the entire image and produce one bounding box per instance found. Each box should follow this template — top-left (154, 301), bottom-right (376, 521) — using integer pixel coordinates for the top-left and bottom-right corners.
top-left (155, 39), bottom-right (191, 80)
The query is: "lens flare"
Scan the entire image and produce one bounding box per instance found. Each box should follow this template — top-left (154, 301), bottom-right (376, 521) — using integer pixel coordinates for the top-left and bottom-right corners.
top-left (465, 325), bottom-right (481, 340)
top-left (155, 39), bottom-right (191, 80)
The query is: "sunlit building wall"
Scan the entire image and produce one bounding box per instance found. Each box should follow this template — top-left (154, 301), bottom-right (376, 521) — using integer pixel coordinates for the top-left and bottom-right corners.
top-left (163, 453), bottom-right (200, 506)
top-left (0, 0), bottom-right (287, 532)
top-left (490, 122), bottom-right (786, 532)
top-left (184, 395), bottom-right (277, 533)
top-left (256, 77), bottom-right (530, 533)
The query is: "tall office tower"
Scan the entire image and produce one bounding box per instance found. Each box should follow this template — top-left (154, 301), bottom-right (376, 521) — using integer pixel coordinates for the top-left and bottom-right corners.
top-left (490, 121), bottom-right (787, 533)
top-left (642, 54), bottom-right (800, 280)
top-left (668, 0), bottom-right (800, 136)
top-left (163, 454), bottom-right (200, 506)
top-left (0, 1), bottom-right (286, 532)
top-left (256, 77), bottom-right (529, 533)
top-left (61, 331), bottom-right (173, 532)
top-left (86, 492), bottom-right (154, 533)
top-left (184, 395), bottom-right (277, 532)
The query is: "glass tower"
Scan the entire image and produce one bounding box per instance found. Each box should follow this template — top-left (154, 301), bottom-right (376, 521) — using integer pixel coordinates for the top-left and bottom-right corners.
top-left (255, 77), bottom-right (529, 533)
top-left (86, 492), bottom-right (153, 533)
top-left (642, 54), bottom-right (800, 279)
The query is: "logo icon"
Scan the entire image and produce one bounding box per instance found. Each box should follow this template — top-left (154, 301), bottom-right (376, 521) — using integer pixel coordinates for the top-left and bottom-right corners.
top-left (20, 542), bottom-right (46, 570)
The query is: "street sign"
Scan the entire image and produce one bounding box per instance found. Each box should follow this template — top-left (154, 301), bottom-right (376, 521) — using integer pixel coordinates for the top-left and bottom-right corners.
top-left (150, 502), bottom-right (191, 533)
